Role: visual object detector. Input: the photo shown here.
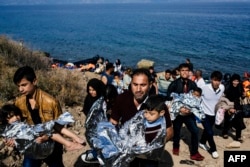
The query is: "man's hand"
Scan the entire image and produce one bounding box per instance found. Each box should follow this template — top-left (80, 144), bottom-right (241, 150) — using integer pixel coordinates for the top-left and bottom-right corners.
top-left (4, 138), bottom-right (15, 147)
top-left (35, 134), bottom-right (49, 144)
top-left (179, 107), bottom-right (191, 115)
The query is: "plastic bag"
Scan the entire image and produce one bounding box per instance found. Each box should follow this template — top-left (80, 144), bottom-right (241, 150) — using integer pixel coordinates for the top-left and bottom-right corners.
top-left (215, 108), bottom-right (225, 125)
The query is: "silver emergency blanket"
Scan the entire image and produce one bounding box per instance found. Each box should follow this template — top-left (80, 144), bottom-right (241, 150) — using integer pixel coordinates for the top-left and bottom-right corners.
top-left (167, 92), bottom-right (205, 121)
top-left (1, 112), bottom-right (74, 159)
top-left (85, 97), bottom-right (166, 167)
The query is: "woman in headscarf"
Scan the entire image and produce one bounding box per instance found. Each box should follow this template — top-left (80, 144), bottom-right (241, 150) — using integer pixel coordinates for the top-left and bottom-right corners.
top-left (222, 74), bottom-right (246, 142)
top-left (82, 78), bottom-right (106, 116)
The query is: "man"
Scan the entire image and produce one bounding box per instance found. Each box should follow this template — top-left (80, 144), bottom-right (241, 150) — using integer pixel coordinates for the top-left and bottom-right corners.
top-left (199, 71), bottom-right (224, 159)
top-left (194, 70), bottom-right (206, 88)
top-left (110, 68), bottom-right (173, 167)
top-left (157, 69), bottom-right (173, 96)
top-left (13, 66), bottom-right (64, 167)
top-left (166, 63), bottom-right (204, 161)
top-left (101, 62), bottom-right (114, 85)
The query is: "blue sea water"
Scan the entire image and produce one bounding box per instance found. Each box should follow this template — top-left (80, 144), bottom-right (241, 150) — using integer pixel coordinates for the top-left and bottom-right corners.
top-left (0, 2), bottom-right (249, 77)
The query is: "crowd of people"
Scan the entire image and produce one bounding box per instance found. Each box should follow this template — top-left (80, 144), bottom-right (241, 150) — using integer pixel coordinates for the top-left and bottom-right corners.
top-left (1, 57), bottom-right (250, 166)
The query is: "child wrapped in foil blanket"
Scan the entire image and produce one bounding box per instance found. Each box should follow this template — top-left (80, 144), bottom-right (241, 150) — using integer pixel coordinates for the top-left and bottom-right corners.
top-left (1, 112), bottom-right (75, 159)
top-left (85, 97), bottom-right (166, 167)
top-left (166, 92), bottom-right (205, 122)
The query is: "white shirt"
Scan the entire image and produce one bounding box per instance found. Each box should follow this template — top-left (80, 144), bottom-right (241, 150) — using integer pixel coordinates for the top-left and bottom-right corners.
top-left (195, 77), bottom-right (206, 88)
top-left (201, 83), bottom-right (225, 116)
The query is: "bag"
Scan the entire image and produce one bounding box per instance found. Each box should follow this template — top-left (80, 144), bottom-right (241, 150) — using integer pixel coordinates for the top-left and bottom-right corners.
top-left (215, 108), bottom-right (225, 125)
top-left (242, 104), bottom-right (250, 118)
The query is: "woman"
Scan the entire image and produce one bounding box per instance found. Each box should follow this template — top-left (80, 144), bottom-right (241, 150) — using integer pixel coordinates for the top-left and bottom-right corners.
top-left (82, 78), bottom-right (106, 116)
top-left (222, 74), bottom-right (246, 142)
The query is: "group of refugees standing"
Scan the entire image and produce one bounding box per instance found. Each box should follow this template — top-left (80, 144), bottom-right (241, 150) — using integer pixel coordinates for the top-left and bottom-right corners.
top-left (1, 56), bottom-right (249, 167)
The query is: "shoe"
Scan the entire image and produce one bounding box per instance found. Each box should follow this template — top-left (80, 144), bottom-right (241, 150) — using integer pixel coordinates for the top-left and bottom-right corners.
top-left (172, 148), bottom-right (179, 155)
top-left (81, 150), bottom-right (99, 164)
top-left (235, 137), bottom-right (243, 143)
top-left (180, 159), bottom-right (195, 165)
top-left (190, 152), bottom-right (204, 161)
top-left (222, 134), bottom-right (228, 139)
top-left (212, 151), bottom-right (219, 159)
top-left (199, 143), bottom-right (210, 151)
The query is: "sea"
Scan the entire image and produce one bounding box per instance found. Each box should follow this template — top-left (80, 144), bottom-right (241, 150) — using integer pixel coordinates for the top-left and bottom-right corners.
top-left (0, 2), bottom-right (250, 78)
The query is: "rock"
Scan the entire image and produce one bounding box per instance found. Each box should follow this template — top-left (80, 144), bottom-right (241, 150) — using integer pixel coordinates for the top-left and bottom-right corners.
top-left (226, 141), bottom-right (241, 148)
top-left (0, 140), bottom-right (5, 150)
top-left (137, 59), bottom-right (155, 69)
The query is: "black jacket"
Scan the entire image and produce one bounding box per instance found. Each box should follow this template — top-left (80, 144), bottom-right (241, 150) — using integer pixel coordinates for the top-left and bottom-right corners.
top-left (166, 77), bottom-right (197, 100)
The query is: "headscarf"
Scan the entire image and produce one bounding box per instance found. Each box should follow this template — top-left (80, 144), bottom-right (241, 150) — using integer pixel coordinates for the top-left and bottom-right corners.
top-left (83, 78), bottom-right (105, 115)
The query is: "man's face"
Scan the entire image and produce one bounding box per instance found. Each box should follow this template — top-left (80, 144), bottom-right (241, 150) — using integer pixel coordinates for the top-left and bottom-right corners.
top-left (179, 67), bottom-right (189, 79)
top-left (16, 78), bottom-right (36, 96)
top-left (211, 78), bottom-right (221, 90)
top-left (131, 74), bottom-right (151, 102)
top-left (165, 72), bottom-right (171, 80)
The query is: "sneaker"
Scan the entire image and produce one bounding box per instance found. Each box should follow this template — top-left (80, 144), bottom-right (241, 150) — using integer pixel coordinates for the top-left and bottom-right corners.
top-left (199, 143), bottom-right (210, 151)
top-left (212, 151), bottom-right (219, 159)
top-left (81, 151), bottom-right (99, 164)
top-left (172, 148), bottom-right (179, 155)
top-left (97, 155), bottom-right (105, 165)
top-left (190, 152), bottom-right (204, 161)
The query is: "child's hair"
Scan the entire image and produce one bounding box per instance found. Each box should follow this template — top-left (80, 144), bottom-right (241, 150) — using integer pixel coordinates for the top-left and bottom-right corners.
top-left (13, 66), bottom-right (36, 84)
top-left (0, 104), bottom-right (23, 125)
top-left (193, 87), bottom-right (202, 96)
top-left (105, 84), bottom-right (118, 110)
top-left (145, 95), bottom-right (167, 112)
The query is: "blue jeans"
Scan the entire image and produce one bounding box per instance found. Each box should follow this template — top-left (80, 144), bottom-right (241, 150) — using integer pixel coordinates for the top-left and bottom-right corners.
top-left (23, 142), bottom-right (64, 167)
top-left (200, 114), bottom-right (217, 152)
top-left (173, 114), bottom-right (199, 155)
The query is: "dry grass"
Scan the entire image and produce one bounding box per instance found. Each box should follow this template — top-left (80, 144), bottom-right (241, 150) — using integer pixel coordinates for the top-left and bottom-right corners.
top-left (0, 35), bottom-right (91, 107)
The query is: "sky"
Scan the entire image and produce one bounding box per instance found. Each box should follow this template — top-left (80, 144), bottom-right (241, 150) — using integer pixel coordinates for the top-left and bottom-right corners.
top-left (0, 0), bottom-right (250, 5)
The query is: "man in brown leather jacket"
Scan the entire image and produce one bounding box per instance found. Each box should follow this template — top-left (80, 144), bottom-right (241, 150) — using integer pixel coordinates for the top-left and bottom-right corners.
top-left (13, 66), bottom-right (64, 167)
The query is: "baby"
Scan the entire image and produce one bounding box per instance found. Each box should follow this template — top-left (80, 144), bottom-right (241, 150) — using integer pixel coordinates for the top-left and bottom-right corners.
top-left (0, 104), bottom-right (85, 159)
top-left (166, 87), bottom-right (205, 122)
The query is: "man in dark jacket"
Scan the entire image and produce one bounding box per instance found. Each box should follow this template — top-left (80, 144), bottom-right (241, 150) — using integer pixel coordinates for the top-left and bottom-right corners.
top-left (166, 63), bottom-right (204, 161)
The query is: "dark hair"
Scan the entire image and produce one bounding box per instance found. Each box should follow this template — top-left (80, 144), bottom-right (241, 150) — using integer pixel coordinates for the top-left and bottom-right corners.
top-left (131, 68), bottom-right (151, 82)
top-left (105, 84), bottom-right (118, 110)
top-left (115, 59), bottom-right (121, 65)
top-left (210, 71), bottom-right (223, 81)
top-left (0, 104), bottom-right (23, 125)
top-left (178, 63), bottom-right (190, 70)
top-left (149, 66), bottom-right (154, 70)
top-left (193, 87), bottom-right (202, 96)
top-left (145, 95), bottom-right (167, 113)
top-left (165, 69), bottom-right (172, 74)
top-left (230, 73), bottom-right (241, 82)
top-left (106, 63), bottom-right (114, 70)
top-left (13, 66), bottom-right (36, 84)
top-left (113, 72), bottom-right (120, 77)
top-left (195, 70), bottom-right (203, 76)
top-left (186, 58), bottom-right (191, 63)
top-left (87, 78), bottom-right (105, 98)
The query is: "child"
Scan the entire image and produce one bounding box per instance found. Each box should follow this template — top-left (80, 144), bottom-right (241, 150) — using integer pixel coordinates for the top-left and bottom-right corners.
top-left (166, 87), bottom-right (205, 122)
top-left (0, 104), bottom-right (85, 159)
top-left (85, 95), bottom-right (167, 167)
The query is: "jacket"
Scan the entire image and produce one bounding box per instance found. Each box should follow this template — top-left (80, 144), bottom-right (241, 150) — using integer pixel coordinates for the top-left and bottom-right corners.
top-left (166, 77), bottom-right (197, 100)
top-left (14, 88), bottom-right (62, 125)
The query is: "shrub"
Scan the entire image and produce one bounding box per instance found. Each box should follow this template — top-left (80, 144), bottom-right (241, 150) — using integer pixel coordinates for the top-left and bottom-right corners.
top-left (0, 35), bottom-right (98, 106)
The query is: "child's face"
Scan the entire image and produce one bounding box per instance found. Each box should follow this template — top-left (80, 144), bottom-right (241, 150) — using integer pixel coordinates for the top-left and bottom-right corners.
top-left (17, 78), bottom-right (37, 96)
top-left (7, 115), bottom-right (21, 124)
top-left (144, 109), bottom-right (165, 123)
top-left (192, 91), bottom-right (201, 98)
